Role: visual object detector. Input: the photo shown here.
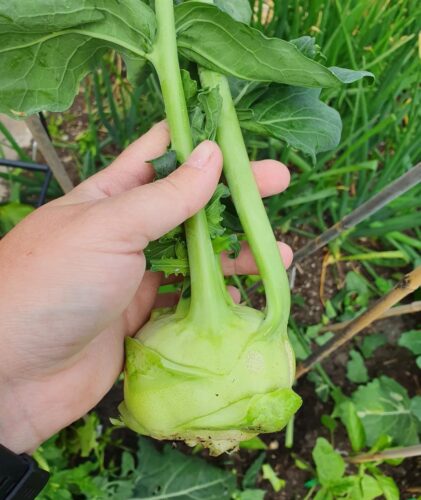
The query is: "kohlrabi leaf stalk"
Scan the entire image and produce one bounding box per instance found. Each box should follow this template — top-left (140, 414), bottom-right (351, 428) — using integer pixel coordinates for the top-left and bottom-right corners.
top-left (120, 0), bottom-right (301, 455)
top-left (148, 1), bottom-right (230, 327)
top-left (199, 68), bottom-right (290, 335)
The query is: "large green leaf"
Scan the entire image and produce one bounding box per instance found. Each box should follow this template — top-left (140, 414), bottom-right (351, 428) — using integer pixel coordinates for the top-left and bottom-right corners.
top-left (239, 86), bottom-right (342, 160)
top-left (133, 438), bottom-right (236, 499)
top-left (352, 376), bottom-right (420, 446)
top-left (0, 0), bottom-right (155, 117)
top-left (175, 3), bottom-right (372, 88)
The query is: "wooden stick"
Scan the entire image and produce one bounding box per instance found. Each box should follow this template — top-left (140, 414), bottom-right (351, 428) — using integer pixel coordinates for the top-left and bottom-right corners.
top-left (25, 115), bottom-right (74, 193)
top-left (348, 444), bottom-right (421, 464)
top-left (296, 266), bottom-right (421, 379)
top-left (319, 301), bottom-right (421, 333)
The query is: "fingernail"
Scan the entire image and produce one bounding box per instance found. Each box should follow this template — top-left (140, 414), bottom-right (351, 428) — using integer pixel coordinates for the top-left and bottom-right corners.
top-left (186, 141), bottom-right (217, 170)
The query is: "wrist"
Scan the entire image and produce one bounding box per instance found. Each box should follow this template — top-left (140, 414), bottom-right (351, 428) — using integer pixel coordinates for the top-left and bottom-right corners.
top-left (0, 376), bottom-right (44, 454)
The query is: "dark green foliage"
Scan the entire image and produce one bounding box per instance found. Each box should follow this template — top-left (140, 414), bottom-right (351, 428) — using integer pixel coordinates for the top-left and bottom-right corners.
top-left (133, 438), bottom-right (236, 499)
top-left (175, 3), bottom-right (371, 88)
top-left (239, 86), bottom-right (342, 161)
top-left (0, 0), bottom-right (156, 116)
top-left (150, 150), bottom-right (178, 179)
top-left (352, 376), bottom-right (420, 446)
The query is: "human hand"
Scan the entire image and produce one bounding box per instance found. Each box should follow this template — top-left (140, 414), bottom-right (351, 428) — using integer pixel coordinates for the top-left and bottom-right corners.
top-left (0, 122), bottom-right (292, 453)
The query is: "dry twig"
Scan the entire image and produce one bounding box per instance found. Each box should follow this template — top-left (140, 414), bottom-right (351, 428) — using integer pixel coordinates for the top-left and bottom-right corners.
top-left (319, 301), bottom-right (421, 333)
top-left (296, 266), bottom-right (421, 379)
top-left (25, 115), bottom-right (74, 193)
top-left (348, 444), bottom-right (421, 464)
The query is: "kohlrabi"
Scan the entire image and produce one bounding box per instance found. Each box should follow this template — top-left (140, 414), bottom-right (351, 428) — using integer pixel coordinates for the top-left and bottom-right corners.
top-left (118, 2), bottom-right (302, 455)
top-left (0, 0), bottom-right (372, 455)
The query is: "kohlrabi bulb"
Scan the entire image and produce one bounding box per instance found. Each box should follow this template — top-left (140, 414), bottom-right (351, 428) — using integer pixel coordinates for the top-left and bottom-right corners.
top-left (120, 301), bottom-right (301, 455)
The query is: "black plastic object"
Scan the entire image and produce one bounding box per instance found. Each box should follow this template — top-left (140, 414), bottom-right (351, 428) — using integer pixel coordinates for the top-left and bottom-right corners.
top-left (0, 113), bottom-right (53, 207)
top-left (0, 444), bottom-right (49, 500)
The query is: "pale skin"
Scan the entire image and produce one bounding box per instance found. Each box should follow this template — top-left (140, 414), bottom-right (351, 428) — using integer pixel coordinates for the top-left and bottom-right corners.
top-left (0, 122), bottom-right (292, 454)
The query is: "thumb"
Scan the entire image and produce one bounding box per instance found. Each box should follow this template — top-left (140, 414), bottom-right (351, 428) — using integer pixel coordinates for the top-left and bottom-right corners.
top-left (89, 141), bottom-right (223, 250)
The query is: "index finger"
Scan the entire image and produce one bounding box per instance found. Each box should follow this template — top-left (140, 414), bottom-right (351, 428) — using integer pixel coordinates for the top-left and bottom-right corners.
top-left (62, 121), bottom-right (170, 204)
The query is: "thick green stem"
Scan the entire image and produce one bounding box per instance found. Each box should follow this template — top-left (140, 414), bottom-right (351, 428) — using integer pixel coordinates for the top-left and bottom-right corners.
top-left (151, 1), bottom-right (229, 325)
top-left (199, 69), bottom-right (290, 333)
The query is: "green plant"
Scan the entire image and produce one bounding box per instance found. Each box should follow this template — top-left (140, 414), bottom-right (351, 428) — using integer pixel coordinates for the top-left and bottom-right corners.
top-left (0, 0), bottom-right (374, 455)
top-left (34, 414), bottom-right (126, 500)
top-left (34, 421), bottom-right (283, 500)
top-left (0, 182), bottom-right (34, 236)
top-left (317, 376), bottom-right (421, 498)
top-left (295, 393), bottom-right (419, 499)
top-left (309, 436), bottom-right (400, 500)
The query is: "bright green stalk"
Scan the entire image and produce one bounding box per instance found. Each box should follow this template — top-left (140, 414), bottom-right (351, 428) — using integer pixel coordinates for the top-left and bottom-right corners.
top-left (199, 69), bottom-right (290, 334)
top-left (121, 1), bottom-right (300, 455)
top-left (149, 1), bottom-right (230, 327)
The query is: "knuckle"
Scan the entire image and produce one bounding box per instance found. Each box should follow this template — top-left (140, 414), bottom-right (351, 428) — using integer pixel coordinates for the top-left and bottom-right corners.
top-left (157, 177), bottom-right (193, 221)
